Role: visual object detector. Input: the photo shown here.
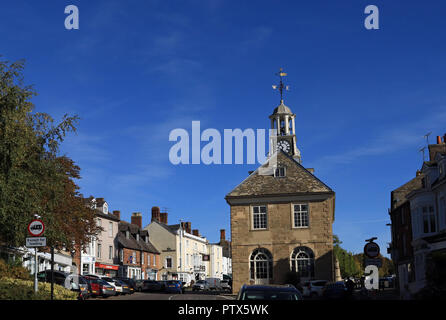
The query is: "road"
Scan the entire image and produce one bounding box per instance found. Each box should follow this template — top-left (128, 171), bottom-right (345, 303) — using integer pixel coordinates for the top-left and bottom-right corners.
top-left (102, 291), bottom-right (236, 300)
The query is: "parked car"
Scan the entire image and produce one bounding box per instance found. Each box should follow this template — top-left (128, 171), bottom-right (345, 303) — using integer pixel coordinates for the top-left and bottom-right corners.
top-left (237, 284), bottom-right (303, 300)
top-left (205, 278), bottom-right (222, 291)
top-left (115, 277), bottom-right (136, 294)
top-left (114, 279), bottom-right (131, 294)
top-left (84, 276), bottom-right (116, 298)
top-left (193, 280), bottom-right (210, 291)
top-left (165, 280), bottom-right (183, 294)
top-left (141, 280), bottom-right (164, 292)
top-left (322, 281), bottom-right (349, 300)
top-left (134, 279), bottom-right (144, 292)
top-left (221, 280), bottom-right (231, 292)
top-left (101, 276), bottom-right (123, 295)
top-left (302, 280), bottom-right (329, 298)
top-left (37, 270), bottom-right (89, 300)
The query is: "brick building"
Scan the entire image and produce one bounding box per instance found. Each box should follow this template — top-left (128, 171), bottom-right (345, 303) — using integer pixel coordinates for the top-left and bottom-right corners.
top-left (226, 72), bottom-right (335, 293)
top-left (117, 213), bottom-right (161, 280)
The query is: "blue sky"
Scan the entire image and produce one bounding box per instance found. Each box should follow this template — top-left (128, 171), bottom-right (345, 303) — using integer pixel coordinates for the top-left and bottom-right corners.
top-left (1, 0), bottom-right (446, 256)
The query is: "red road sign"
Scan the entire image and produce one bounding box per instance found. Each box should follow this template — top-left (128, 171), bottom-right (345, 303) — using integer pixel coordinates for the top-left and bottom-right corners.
top-left (364, 242), bottom-right (380, 259)
top-left (27, 219), bottom-right (45, 237)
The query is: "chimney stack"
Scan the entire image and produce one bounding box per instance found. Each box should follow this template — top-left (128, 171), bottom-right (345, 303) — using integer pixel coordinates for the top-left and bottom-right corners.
top-left (160, 212), bottom-right (168, 224)
top-left (185, 222), bottom-right (191, 234)
top-left (437, 136), bottom-right (442, 144)
top-left (192, 229), bottom-right (200, 237)
top-left (151, 207), bottom-right (160, 222)
top-left (220, 229), bottom-right (226, 241)
top-left (112, 210), bottom-right (121, 220)
top-left (131, 212), bottom-right (142, 228)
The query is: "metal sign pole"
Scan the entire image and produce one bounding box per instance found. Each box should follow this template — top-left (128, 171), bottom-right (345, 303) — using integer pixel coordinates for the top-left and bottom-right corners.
top-left (34, 247), bottom-right (38, 293)
top-left (51, 247), bottom-right (54, 300)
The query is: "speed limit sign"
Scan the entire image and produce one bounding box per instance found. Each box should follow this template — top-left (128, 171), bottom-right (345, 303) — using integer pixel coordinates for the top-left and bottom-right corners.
top-left (27, 219), bottom-right (45, 237)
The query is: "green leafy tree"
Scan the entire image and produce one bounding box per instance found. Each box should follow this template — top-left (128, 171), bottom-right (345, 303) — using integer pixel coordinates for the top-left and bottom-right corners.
top-left (0, 59), bottom-right (99, 252)
top-left (333, 235), bottom-right (362, 278)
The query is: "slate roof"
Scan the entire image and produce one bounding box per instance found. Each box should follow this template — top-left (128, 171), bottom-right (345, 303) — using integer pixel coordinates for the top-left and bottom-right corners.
top-left (117, 221), bottom-right (159, 254)
top-left (95, 209), bottom-right (120, 222)
top-left (390, 174), bottom-right (424, 211)
top-left (225, 150), bottom-right (333, 199)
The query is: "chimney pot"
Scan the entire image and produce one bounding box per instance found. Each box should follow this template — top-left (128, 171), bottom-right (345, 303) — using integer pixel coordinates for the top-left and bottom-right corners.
top-left (220, 229), bottom-right (226, 241)
top-left (160, 212), bottom-right (168, 224)
top-left (185, 222), bottom-right (191, 234)
top-left (131, 212), bottom-right (142, 229)
top-left (151, 206), bottom-right (161, 222)
top-left (112, 210), bottom-right (121, 220)
top-left (437, 136), bottom-right (442, 144)
top-left (192, 229), bottom-right (199, 236)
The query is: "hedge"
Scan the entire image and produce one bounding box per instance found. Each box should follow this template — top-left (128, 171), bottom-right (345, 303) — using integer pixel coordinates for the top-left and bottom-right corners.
top-left (0, 278), bottom-right (78, 300)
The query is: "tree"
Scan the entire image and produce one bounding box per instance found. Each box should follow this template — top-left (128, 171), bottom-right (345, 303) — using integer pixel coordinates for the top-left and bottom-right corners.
top-left (0, 58), bottom-right (100, 252)
top-left (333, 235), bottom-right (362, 278)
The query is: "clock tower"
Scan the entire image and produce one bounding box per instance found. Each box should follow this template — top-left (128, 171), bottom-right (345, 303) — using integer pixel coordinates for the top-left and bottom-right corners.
top-left (269, 68), bottom-right (301, 163)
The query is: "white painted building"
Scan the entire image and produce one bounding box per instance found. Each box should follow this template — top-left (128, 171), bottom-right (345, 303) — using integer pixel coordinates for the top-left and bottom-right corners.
top-left (144, 207), bottom-right (224, 286)
top-left (406, 138), bottom-right (446, 295)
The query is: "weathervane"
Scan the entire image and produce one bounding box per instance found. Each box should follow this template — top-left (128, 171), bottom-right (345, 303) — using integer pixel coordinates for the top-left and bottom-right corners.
top-left (272, 68), bottom-right (289, 102)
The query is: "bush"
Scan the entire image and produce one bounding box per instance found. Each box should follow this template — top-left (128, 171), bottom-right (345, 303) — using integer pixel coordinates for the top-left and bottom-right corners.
top-left (0, 278), bottom-right (77, 300)
top-left (0, 259), bottom-right (32, 281)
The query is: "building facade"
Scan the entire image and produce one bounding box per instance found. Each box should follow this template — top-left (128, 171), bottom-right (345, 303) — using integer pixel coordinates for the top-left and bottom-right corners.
top-left (145, 207), bottom-right (223, 285)
top-left (390, 134), bottom-right (446, 298)
top-left (117, 213), bottom-right (161, 280)
top-left (226, 75), bottom-right (335, 293)
top-left (389, 174), bottom-right (422, 298)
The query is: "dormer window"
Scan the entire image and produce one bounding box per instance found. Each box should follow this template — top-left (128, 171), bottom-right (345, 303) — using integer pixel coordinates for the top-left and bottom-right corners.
top-left (91, 199), bottom-right (97, 210)
top-left (136, 234), bottom-right (140, 242)
top-left (145, 236), bottom-right (148, 244)
top-left (274, 166), bottom-right (286, 178)
top-left (103, 203), bottom-right (108, 214)
top-left (126, 230), bottom-right (129, 239)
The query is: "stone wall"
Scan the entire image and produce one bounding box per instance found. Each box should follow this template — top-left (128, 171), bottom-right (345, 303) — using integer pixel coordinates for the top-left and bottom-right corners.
top-left (231, 197), bottom-right (335, 293)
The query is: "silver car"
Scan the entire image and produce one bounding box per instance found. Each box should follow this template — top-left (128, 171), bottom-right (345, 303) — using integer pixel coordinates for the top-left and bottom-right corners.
top-left (221, 280), bottom-right (231, 292)
top-left (192, 280), bottom-right (210, 291)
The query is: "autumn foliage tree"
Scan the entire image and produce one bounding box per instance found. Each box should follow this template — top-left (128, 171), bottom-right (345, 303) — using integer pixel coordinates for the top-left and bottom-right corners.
top-left (0, 58), bottom-right (100, 253)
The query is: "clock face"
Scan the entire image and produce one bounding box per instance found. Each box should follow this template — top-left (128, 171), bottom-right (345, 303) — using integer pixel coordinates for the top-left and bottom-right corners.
top-left (277, 140), bottom-right (291, 154)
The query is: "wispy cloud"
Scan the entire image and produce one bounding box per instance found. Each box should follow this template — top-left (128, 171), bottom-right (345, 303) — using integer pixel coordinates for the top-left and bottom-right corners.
top-left (312, 107), bottom-right (446, 170)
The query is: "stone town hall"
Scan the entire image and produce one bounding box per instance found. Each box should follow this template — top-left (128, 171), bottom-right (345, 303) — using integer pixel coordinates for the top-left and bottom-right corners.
top-left (225, 69), bottom-right (336, 293)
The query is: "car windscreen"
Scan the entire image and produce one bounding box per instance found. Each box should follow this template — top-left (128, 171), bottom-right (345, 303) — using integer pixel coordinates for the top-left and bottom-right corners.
top-left (242, 290), bottom-right (300, 300)
top-left (98, 279), bottom-right (110, 286)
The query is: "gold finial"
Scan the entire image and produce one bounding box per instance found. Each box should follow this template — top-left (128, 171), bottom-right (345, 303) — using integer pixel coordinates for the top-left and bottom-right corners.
top-left (272, 68), bottom-right (289, 103)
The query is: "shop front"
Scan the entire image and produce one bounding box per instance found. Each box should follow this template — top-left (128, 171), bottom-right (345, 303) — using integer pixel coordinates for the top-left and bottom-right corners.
top-left (95, 262), bottom-right (119, 277)
top-left (119, 265), bottom-right (142, 279)
top-left (147, 268), bottom-right (158, 280)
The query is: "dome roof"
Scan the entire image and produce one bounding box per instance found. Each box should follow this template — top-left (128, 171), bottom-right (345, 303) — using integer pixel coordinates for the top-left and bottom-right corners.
top-left (271, 101), bottom-right (293, 116)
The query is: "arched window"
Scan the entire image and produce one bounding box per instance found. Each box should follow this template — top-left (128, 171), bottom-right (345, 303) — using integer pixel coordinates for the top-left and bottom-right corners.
top-left (290, 247), bottom-right (314, 278)
top-left (250, 248), bottom-right (273, 284)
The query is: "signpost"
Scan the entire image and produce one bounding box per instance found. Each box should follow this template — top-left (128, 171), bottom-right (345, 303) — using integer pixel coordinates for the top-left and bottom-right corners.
top-left (27, 218), bottom-right (45, 293)
top-left (363, 238), bottom-right (380, 290)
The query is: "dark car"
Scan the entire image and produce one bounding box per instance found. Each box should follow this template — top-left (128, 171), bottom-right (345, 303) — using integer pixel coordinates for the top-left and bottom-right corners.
top-left (237, 284), bottom-right (303, 300)
top-left (37, 270), bottom-right (89, 300)
top-left (141, 280), bottom-right (164, 292)
top-left (165, 280), bottom-right (182, 294)
top-left (115, 277), bottom-right (136, 294)
top-left (322, 281), bottom-right (349, 300)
